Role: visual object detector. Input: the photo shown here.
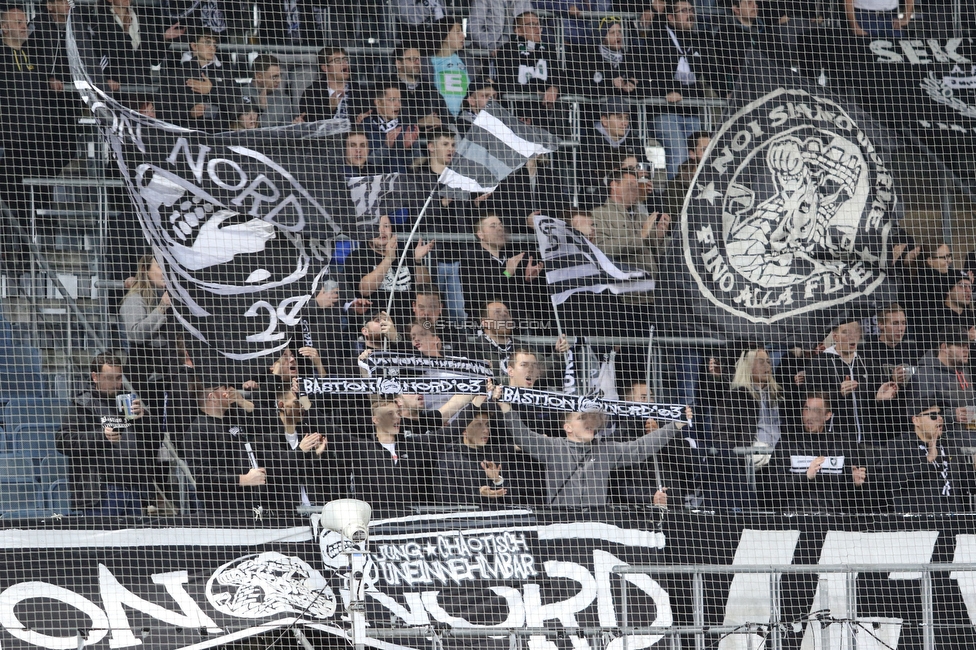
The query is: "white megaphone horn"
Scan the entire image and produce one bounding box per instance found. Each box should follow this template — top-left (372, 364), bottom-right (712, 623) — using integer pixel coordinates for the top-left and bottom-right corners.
top-left (320, 499), bottom-right (372, 545)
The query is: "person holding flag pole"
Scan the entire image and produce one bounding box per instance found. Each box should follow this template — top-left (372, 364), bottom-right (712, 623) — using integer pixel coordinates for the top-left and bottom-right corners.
top-left (383, 99), bottom-right (560, 335)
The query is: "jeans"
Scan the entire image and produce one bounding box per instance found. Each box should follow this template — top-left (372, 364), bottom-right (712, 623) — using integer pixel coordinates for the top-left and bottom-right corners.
top-left (854, 9), bottom-right (902, 38)
top-left (81, 485), bottom-right (144, 517)
top-left (654, 112), bottom-right (703, 179)
top-left (436, 261), bottom-right (467, 323)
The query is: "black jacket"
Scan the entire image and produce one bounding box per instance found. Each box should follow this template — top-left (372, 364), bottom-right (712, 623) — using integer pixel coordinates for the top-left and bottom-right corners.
top-left (707, 18), bottom-right (773, 97)
top-left (762, 430), bottom-right (872, 513)
top-left (0, 39), bottom-right (67, 174)
top-left (640, 26), bottom-right (711, 110)
top-left (496, 38), bottom-right (562, 96)
top-left (806, 350), bottom-right (872, 443)
top-left (860, 339), bottom-right (920, 441)
top-left (577, 123), bottom-right (641, 206)
top-left (327, 430), bottom-right (448, 515)
top-left (457, 243), bottom-right (547, 322)
top-left (436, 442), bottom-right (520, 506)
top-left (87, 3), bottom-right (174, 86)
top-left (495, 38), bottom-right (562, 122)
top-left (568, 45), bottom-right (643, 98)
top-left (298, 77), bottom-right (363, 123)
top-left (56, 391), bottom-right (162, 512)
top-left (880, 434), bottom-right (967, 514)
top-left (712, 386), bottom-right (764, 448)
top-left (608, 418), bottom-right (703, 508)
top-left (397, 77), bottom-right (446, 126)
top-left (159, 53), bottom-right (241, 131)
top-left (183, 414), bottom-right (308, 522)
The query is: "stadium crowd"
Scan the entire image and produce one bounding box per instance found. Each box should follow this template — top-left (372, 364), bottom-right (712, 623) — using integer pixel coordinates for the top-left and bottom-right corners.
top-left (0, 0), bottom-right (973, 522)
top-left (56, 286), bottom-right (976, 520)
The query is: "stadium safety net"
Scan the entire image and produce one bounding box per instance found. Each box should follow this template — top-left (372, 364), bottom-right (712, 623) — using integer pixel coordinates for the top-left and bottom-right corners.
top-left (0, 0), bottom-right (974, 647)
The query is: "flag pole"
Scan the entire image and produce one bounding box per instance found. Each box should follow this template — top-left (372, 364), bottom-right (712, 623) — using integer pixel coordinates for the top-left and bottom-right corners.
top-left (384, 184), bottom-right (439, 321)
top-left (645, 324), bottom-right (656, 396)
top-left (551, 300), bottom-right (577, 394)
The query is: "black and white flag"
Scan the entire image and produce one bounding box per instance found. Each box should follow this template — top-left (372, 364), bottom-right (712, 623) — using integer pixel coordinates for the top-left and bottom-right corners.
top-left (673, 62), bottom-right (900, 347)
top-left (852, 38), bottom-right (976, 189)
top-left (532, 215), bottom-right (655, 306)
top-left (67, 11), bottom-right (359, 366)
top-left (348, 173), bottom-right (399, 235)
top-left (362, 352), bottom-right (494, 377)
top-left (302, 376), bottom-right (488, 396)
top-left (440, 101), bottom-right (558, 196)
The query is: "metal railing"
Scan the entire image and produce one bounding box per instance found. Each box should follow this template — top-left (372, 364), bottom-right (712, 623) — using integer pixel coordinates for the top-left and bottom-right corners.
top-left (614, 562), bottom-right (976, 650)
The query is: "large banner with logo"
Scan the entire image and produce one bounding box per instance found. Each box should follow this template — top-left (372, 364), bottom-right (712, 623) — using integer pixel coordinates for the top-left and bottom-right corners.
top-left (853, 37), bottom-right (976, 186)
top-left (676, 64), bottom-right (900, 347)
top-left (3, 511), bottom-right (976, 649)
top-left (66, 12), bottom-right (359, 373)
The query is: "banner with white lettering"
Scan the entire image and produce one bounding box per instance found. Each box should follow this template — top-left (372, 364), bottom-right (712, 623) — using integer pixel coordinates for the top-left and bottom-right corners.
top-left (854, 38), bottom-right (976, 186)
top-left (5, 512), bottom-right (976, 649)
top-left (301, 376), bottom-right (488, 395)
top-left (676, 63), bottom-right (900, 347)
top-left (495, 386), bottom-right (690, 423)
top-left (67, 12), bottom-right (360, 368)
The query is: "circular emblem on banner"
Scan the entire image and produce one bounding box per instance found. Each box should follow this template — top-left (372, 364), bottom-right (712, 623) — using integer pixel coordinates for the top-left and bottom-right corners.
top-left (206, 552), bottom-right (336, 619)
top-left (681, 88), bottom-right (894, 323)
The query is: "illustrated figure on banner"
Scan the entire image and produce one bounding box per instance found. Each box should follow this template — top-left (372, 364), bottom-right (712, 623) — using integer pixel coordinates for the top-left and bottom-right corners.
top-left (725, 133), bottom-right (870, 288)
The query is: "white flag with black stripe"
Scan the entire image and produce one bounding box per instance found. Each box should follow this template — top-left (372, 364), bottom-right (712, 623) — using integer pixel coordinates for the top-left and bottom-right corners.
top-left (440, 101), bottom-right (559, 196)
top-left (533, 215), bottom-right (655, 306)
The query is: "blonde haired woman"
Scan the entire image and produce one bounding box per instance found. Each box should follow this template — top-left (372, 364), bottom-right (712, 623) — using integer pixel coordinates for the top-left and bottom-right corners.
top-left (711, 346), bottom-right (783, 509)
top-left (724, 347), bottom-right (783, 448)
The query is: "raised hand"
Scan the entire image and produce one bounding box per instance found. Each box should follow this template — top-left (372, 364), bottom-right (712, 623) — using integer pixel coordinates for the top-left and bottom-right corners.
top-left (414, 238), bottom-right (435, 260)
top-left (505, 252), bottom-right (525, 276)
top-left (524, 255), bottom-right (544, 281)
top-left (480, 460), bottom-right (503, 481)
top-left (240, 468), bottom-right (267, 487)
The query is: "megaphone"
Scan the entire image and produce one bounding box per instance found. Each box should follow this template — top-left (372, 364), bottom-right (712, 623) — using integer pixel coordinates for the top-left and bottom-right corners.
top-left (320, 499), bottom-right (372, 544)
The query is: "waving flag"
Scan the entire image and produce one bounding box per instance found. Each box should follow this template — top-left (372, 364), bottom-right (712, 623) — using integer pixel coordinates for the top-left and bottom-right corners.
top-left (670, 61), bottom-right (900, 347)
top-left (532, 215), bottom-right (655, 306)
top-left (67, 11), bottom-right (360, 366)
top-left (440, 101), bottom-right (559, 196)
